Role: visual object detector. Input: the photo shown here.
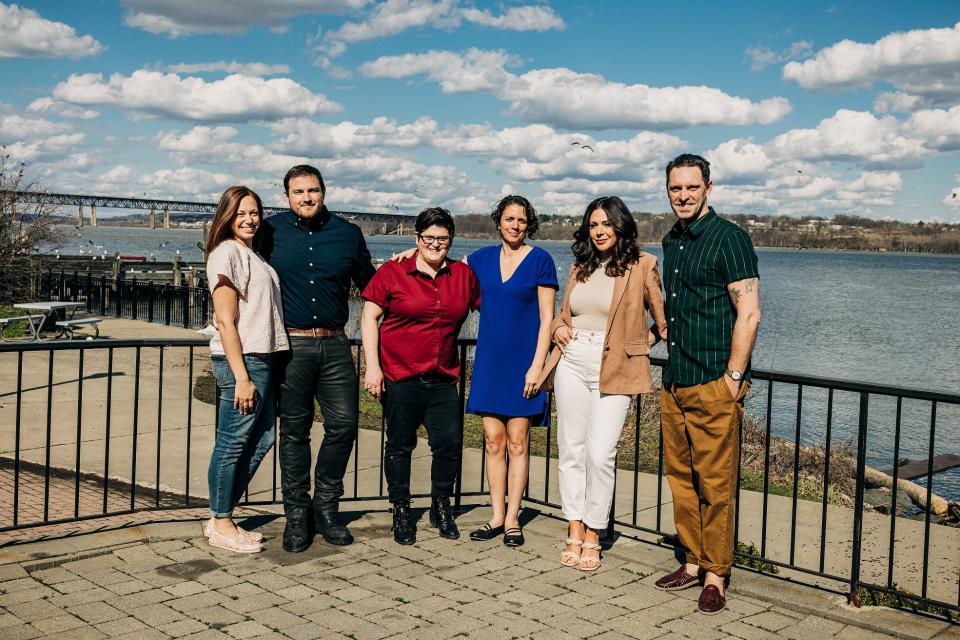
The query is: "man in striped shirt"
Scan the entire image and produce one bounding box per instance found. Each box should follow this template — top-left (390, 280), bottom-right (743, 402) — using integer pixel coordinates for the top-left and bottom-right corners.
top-left (653, 154), bottom-right (761, 615)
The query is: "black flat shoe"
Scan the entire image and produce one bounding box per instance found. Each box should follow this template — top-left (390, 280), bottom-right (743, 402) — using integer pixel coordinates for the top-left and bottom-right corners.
top-left (469, 523), bottom-right (505, 541)
top-left (503, 527), bottom-right (524, 547)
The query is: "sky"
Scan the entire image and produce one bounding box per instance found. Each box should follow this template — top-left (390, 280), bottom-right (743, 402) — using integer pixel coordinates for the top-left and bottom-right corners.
top-left (1, 0), bottom-right (959, 221)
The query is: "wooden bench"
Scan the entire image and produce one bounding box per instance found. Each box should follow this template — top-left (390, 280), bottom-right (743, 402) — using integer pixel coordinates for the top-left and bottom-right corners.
top-left (0, 315), bottom-right (45, 341)
top-left (55, 317), bottom-right (102, 340)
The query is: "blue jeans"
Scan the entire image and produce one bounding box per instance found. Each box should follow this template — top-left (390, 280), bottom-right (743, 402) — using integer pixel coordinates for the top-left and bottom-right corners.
top-left (208, 353), bottom-right (276, 517)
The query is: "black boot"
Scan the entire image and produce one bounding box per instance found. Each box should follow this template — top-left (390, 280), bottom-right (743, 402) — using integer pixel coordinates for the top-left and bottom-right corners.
top-left (429, 496), bottom-right (460, 540)
top-left (315, 508), bottom-right (354, 546)
top-left (282, 507), bottom-right (312, 553)
top-left (391, 501), bottom-right (416, 545)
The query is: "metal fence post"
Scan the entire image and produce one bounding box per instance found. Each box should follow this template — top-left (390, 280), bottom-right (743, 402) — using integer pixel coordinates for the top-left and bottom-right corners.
top-left (848, 392), bottom-right (869, 606)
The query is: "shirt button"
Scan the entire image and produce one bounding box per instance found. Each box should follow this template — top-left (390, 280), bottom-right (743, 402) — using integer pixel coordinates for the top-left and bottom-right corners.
top-left (309, 246), bottom-right (313, 251)
top-left (671, 341), bottom-right (675, 346)
top-left (680, 245), bottom-right (684, 250)
top-left (671, 293), bottom-right (676, 297)
top-left (674, 269), bottom-right (678, 273)
top-left (309, 263), bottom-right (313, 267)
top-left (312, 298), bottom-right (316, 302)
top-left (313, 315), bottom-right (317, 319)
top-left (309, 280), bottom-right (314, 284)
top-left (309, 232), bottom-right (313, 235)
top-left (670, 317), bottom-right (675, 321)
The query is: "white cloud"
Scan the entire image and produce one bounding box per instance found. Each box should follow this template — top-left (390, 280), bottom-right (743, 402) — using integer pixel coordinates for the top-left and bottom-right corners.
top-left (315, 0), bottom-right (563, 65)
top-left (946, 177), bottom-right (959, 208)
top-left (0, 113), bottom-right (73, 142)
top-left (27, 97), bottom-right (100, 120)
top-left (0, 3), bottom-right (103, 59)
top-left (783, 22), bottom-right (960, 105)
top-left (766, 109), bottom-right (928, 169)
top-left (166, 61), bottom-right (291, 76)
top-left (707, 139), bottom-right (773, 184)
top-left (903, 105), bottom-right (960, 152)
top-left (462, 5), bottom-right (563, 31)
top-left (745, 40), bottom-right (812, 72)
top-left (120, 0), bottom-right (368, 37)
top-left (52, 70), bottom-right (342, 122)
top-left (265, 116), bottom-right (438, 156)
top-left (873, 91), bottom-right (922, 114)
top-left (361, 48), bottom-right (791, 129)
top-left (96, 164), bottom-right (236, 200)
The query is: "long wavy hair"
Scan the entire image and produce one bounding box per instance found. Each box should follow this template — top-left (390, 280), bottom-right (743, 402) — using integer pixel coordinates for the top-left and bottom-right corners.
top-left (205, 186), bottom-right (264, 255)
top-left (571, 196), bottom-right (640, 283)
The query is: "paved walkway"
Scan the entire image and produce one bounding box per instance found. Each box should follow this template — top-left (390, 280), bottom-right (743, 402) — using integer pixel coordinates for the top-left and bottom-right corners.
top-left (0, 506), bottom-right (956, 640)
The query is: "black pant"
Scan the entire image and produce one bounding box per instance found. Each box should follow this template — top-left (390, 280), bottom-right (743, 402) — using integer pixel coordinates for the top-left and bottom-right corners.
top-left (382, 376), bottom-right (462, 504)
top-left (275, 335), bottom-right (358, 514)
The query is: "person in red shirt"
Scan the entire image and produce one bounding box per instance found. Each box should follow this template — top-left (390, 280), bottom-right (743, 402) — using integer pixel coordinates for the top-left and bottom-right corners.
top-left (361, 208), bottom-right (480, 545)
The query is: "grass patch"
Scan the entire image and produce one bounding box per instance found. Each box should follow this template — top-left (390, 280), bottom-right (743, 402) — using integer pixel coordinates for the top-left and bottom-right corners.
top-left (856, 583), bottom-right (957, 621)
top-left (0, 304), bottom-right (32, 339)
top-left (734, 541), bottom-right (779, 574)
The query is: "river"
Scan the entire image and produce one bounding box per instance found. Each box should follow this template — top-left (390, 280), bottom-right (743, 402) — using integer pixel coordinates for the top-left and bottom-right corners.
top-left (49, 226), bottom-right (960, 501)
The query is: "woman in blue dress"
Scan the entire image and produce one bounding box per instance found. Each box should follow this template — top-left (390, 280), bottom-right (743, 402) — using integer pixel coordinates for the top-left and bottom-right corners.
top-left (465, 196), bottom-right (557, 546)
top-left (393, 195), bottom-right (557, 545)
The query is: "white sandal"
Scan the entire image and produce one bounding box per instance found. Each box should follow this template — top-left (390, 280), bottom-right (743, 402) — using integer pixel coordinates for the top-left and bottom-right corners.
top-left (579, 541), bottom-right (602, 572)
top-left (560, 538), bottom-right (583, 567)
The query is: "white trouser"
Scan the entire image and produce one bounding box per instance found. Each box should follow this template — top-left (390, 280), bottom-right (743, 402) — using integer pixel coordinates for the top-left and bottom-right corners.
top-left (553, 329), bottom-right (632, 529)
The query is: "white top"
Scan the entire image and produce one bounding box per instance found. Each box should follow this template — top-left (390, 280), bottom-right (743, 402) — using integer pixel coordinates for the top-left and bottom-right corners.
top-left (205, 240), bottom-right (289, 356)
top-left (570, 264), bottom-right (615, 331)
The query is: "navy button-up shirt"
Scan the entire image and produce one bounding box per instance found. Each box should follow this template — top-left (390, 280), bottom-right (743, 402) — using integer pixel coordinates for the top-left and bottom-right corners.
top-left (261, 207), bottom-right (375, 330)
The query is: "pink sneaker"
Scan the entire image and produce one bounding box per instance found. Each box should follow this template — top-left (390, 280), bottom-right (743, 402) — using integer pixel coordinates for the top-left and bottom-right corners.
top-left (208, 527), bottom-right (262, 554)
top-left (204, 518), bottom-right (263, 542)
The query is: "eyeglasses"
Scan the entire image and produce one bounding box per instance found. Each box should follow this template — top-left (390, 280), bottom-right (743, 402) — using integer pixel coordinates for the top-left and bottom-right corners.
top-left (418, 234), bottom-right (451, 246)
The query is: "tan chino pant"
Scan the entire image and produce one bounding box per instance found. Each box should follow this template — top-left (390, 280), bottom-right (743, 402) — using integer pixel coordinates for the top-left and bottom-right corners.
top-left (660, 377), bottom-right (748, 577)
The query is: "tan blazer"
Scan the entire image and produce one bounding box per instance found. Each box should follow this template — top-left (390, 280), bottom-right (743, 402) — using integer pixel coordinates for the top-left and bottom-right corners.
top-left (536, 252), bottom-right (668, 395)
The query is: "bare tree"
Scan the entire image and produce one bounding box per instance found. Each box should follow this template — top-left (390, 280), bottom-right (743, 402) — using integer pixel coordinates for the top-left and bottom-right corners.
top-left (0, 149), bottom-right (62, 302)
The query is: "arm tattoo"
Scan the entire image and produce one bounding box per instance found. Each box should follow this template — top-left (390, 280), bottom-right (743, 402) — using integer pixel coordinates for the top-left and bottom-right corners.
top-left (745, 278), bottom-right (757, 294)
top-left (729, 287), bottom-right (742, 306)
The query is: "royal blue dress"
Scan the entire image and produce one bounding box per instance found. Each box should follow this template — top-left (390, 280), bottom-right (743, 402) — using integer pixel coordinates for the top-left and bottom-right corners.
top-left (466, 245), bottom-right (558, 425)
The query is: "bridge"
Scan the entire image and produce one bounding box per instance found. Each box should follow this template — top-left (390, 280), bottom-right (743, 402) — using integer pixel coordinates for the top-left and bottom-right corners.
top-left (5, 190), bottom-right (415, 229)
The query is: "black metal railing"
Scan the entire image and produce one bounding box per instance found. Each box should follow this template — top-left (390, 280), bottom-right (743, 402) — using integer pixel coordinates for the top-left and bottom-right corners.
top-left (40, 270), bottom-right (209, 328)
top-left (0, 337), bottom-right (956, 620)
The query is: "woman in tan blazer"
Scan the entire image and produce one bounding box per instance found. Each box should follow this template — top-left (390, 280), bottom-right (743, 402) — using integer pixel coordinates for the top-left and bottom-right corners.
top-left (537, 196), bottom-right (667, 571)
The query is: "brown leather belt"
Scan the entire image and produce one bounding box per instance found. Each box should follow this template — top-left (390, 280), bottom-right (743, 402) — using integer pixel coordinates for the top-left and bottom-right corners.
top-left (287, 327), bottom-right (345, 338)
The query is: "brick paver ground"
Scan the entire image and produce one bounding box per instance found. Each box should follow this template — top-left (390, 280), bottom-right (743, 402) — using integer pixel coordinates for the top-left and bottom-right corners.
top-left (0, 506), bottom-right (955, 640)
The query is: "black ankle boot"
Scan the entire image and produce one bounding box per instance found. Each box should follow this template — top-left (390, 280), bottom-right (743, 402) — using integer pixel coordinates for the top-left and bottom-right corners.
top-left (391, 501), bottom-right (416, 545)
top-left (429, 496), bottom-right (459, 540)
top-left (282, 507), bottom-right (312, 553)
top-left (315, 508), bottom-right (354, 546)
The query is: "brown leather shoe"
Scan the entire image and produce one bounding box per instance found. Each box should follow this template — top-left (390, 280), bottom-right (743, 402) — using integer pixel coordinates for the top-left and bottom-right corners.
top-left (654, 566), bottom-right (700, 591)
top-left (697, 585), bottom-right (726, 615)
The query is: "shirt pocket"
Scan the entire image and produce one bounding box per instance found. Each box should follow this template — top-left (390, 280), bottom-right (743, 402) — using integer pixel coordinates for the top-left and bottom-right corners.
top-left (624, 341), bottom-right (649, 357)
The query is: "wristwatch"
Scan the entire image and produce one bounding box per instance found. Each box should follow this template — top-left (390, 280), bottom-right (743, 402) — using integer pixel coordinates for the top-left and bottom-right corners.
top-left (725, 368), bottom-right (742, 381)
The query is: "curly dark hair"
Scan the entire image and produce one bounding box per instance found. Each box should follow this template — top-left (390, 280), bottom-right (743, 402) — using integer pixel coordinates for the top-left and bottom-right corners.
top-left (571, 196), bottom-right (640, 283)
top-left (490, 195), bottom-right (540, 239)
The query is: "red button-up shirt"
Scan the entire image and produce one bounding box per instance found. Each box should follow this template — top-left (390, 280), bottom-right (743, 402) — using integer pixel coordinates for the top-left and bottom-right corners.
top-left (362, 256), bottom-right (480, 382)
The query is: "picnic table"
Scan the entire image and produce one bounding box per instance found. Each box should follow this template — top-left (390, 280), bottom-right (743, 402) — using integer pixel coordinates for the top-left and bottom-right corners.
top-left (3, 301), bottom-right (88, 341)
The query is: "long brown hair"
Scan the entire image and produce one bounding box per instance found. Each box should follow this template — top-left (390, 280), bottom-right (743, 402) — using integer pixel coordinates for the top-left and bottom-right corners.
top-left (205, 186), bottom-right (264, 255)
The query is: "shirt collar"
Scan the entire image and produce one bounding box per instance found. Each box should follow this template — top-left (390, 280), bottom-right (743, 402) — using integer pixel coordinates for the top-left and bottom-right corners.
top-left (284, 205), bottom-right (330, 231)
top-left (403, 254), bottom-right (449, 276)
top-left (670, 206), bottom-right (717, 239)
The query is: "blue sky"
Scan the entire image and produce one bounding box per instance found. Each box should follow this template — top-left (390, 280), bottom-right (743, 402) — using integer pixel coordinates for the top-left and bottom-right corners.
top-left (1, 1), bottom-right (959, 221)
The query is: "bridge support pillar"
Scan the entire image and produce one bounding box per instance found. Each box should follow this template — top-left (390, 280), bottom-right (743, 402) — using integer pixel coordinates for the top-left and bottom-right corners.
top-left (163, 207), bottom-right (170, 229)
top-left (149, 207), bottom-right (156, 229)
top-left (77, 205), bottom-right (84, 227)
top-left (90, 204), bottom-right (97, 227)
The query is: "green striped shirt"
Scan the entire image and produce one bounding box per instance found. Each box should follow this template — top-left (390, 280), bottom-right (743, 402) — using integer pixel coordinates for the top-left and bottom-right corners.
top-left (661, 208), bottom-right (759, 386)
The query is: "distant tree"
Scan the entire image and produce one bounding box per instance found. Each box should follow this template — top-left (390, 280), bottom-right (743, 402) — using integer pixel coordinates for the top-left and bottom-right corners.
top-left (0, 149), bottom-right (62, 301)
